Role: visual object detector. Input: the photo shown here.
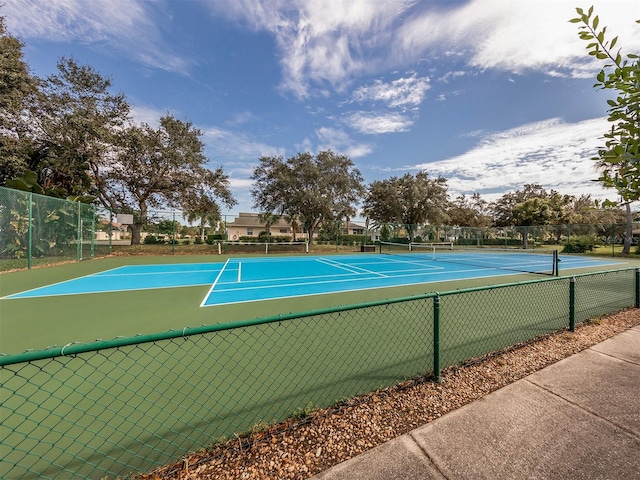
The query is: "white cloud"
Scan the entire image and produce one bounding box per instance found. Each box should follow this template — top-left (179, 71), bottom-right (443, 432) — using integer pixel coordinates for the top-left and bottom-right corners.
top-left (315, 127), bottom-right (373, 158)
top-left (397, 0), bottom-right (640, 77)
top-left (346, 112), bottom-right (413, 134)
top-left (210, 0), bottom-right (640, 97)
top-left (414, 117), bottom-right (619, 202)
top-left (352, 74), bottom-right (431, 107)
top-left (3, 0), bottom-right (191, 73)
top-left (209, 0), bottom-right (413, 97)
top-left (130, 105), bottom-right (165, 128)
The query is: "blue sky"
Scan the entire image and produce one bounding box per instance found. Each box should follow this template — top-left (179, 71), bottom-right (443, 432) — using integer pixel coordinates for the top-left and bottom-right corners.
top-left (4, 0), bottom-right (640, 218)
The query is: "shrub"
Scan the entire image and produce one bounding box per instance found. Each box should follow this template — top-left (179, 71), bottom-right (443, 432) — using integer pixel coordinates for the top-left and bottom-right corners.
top-left (562, 235), bottom-right (599, 253)
top-left (205, 233), bottom-right (225, 244)
top-left (143, 235), bottom-right (162, 245)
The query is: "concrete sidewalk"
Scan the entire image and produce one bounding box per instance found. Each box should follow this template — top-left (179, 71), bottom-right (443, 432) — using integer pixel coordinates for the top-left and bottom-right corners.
top-left (312, 326), bottom-right (640, 480)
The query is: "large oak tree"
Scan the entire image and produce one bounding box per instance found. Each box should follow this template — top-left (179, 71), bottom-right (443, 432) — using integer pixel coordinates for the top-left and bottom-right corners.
top-left (251, 150), bottom-right (364, 244)
top-left (97, 115), bottom-right (236, 244)
top-left (363, 172), bottom-right (449, 241)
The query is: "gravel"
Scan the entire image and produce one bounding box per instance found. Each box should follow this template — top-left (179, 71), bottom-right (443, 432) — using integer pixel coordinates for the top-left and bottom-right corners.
top-left (139, 308), bottom-right (640, 480)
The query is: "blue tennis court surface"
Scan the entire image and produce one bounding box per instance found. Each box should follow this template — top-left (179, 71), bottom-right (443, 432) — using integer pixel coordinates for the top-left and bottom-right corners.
top-left (3, 253), bottom-right (621, 306)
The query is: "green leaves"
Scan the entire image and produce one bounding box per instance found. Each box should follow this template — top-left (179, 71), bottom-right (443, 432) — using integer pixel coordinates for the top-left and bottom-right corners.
top-left (572, 6), bottom-right (640, 208)
top-left (251, 150), bottom-right (364, 244)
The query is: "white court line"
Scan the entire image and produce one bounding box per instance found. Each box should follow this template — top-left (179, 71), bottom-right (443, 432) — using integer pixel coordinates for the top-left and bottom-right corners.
top-left (317, 257), bottom-right (388, 277)
top-left (378, 255), bottom-right (445, 270)
top-left (208, 265), bottom-right (470, 294)
top-left (199, 258), bottom-right (232, 307)
top-left (1, 266), bottom-right (126, 299)
top-left (201, 267), bottom-right (521, 307)
top-left (212, 269), bottom-right (370, 286)
top-left (97, 268), bottom-right (221, 277)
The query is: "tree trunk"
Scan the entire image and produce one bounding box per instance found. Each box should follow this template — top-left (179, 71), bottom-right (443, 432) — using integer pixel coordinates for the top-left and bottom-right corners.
top-left (521, 226), bottom-right (529, 249)
top-left (131, 223), bottom-right (143, 245)
top-left (622, 202), bottom-right (632, 254)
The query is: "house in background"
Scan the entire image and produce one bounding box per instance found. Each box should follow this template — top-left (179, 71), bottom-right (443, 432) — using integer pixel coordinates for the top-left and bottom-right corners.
top-left (342, 221), bottom-right (367, 236)
top-left (226, 213), bottom-right (380, 242)
top-left (226, 213), bottom-right (302, 240)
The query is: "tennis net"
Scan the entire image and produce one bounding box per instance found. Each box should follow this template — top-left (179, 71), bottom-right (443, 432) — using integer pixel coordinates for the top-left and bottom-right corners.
top-left (379, 241), bottom-right (558, 276)
top-left (219, 241), bottom-right (309, 255)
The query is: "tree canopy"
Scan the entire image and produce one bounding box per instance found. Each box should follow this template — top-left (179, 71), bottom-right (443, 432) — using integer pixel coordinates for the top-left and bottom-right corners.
top-left (363, 172), bottom-right (449, 240)
top-left (251, 150), bottom-right (365, 244)
top-left (97, 115), bottom-right (236, 244)
top-left (0, 16), bottom-right (39, 185)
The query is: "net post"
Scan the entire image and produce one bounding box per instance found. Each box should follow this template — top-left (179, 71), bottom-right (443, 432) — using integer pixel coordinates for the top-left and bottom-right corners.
top-left (554, 249), bottom-right (559, 276)
top-left (433, 294), bottom-right (441, 383)
top-left (635, 268), bottom-right (640, 308)
top-left (569, 277), bottom-right (576, 332)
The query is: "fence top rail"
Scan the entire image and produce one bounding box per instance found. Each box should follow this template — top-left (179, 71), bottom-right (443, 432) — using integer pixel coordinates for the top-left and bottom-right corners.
top-left (1, 267), bottom-right (637, 367)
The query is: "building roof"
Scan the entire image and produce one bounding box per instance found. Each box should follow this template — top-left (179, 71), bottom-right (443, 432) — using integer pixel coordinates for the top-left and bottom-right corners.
top-left (228, 213), bottom-right (292, 229)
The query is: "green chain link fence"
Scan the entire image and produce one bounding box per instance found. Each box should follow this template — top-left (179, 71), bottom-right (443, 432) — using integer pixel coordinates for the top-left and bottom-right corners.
top-left (1, 267), bottom-right (637, 479)
top-left (0, 187), bottom-right (102, 270)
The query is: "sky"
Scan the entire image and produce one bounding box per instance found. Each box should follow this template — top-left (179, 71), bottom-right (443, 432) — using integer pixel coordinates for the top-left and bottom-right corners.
top-left (3, 0), bottom-right (640, 219)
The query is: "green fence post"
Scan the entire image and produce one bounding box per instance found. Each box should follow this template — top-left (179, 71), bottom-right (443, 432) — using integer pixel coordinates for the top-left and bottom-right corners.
top-left (433, 294), bottom-right (441, 382)
top-left (91, 205), bottom-right (95, 258)
top-left (171, 212), bottom-right (176, 255)
top-left (27, 192), bottom-right (33, 270)
top-left (635, 268), bottom-right (640, 308)
top-left (77, 201), bottom-right (82, 261)
top-left (569, 277), bottom-right (576, 332)
top-left (611, 224), bottom-right (615, 257)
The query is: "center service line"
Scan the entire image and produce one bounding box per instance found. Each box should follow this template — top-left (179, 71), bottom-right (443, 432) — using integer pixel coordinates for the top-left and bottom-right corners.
top-left (200, 258), bottom-right (231, 307)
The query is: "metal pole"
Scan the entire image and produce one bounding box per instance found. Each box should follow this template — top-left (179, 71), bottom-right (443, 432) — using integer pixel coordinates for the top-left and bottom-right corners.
top-left (171, 212), bottom-right (176, 255)
top-left (636, 268), bottom-right (640, 308)
top-left (433, 294), bottom-right (441, 382)
top-left (569, 277), bottom-right (576, 332)
top-left (27, 192), bottom-right (33, 270)
top-left (91, 205), bottom-right (95, 258)
top-left (77, 201), bottom-right (82, 261)
top-left (108, 210), bottom-right (113, 254)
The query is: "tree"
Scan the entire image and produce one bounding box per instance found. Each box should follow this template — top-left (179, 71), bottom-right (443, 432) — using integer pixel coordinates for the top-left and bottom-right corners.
top-left (35, 57), bottom-right (131, 197)
top-left (251, 150), bottom-right (364, 245)
top-left (447, 193), bottom-right (492, 227)
top-left (363, 172), bottom-right (449, 241)
top-left (183, 191), bottom-right (226, 243)
top-left (0, 16), bottom-right (39, 185)
top-left (97, 115), bottom-right (236, 244)
top-left (571, 6), bottom-right (639, 253)
top-left (491, 184), bottom-right (572, 248)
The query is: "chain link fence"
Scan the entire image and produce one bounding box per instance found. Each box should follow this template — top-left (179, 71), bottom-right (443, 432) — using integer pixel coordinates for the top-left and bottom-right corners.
top-left (1, 267), bottom-right (637, 479)
top-left (372, 222), bottom-right (639, 254)
top-left (0, 187), bottom-right (104, 270)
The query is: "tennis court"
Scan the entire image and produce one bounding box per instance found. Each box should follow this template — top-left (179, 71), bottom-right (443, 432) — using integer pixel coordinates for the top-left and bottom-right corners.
top-left (2, 248), bottom-right (620, 306)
